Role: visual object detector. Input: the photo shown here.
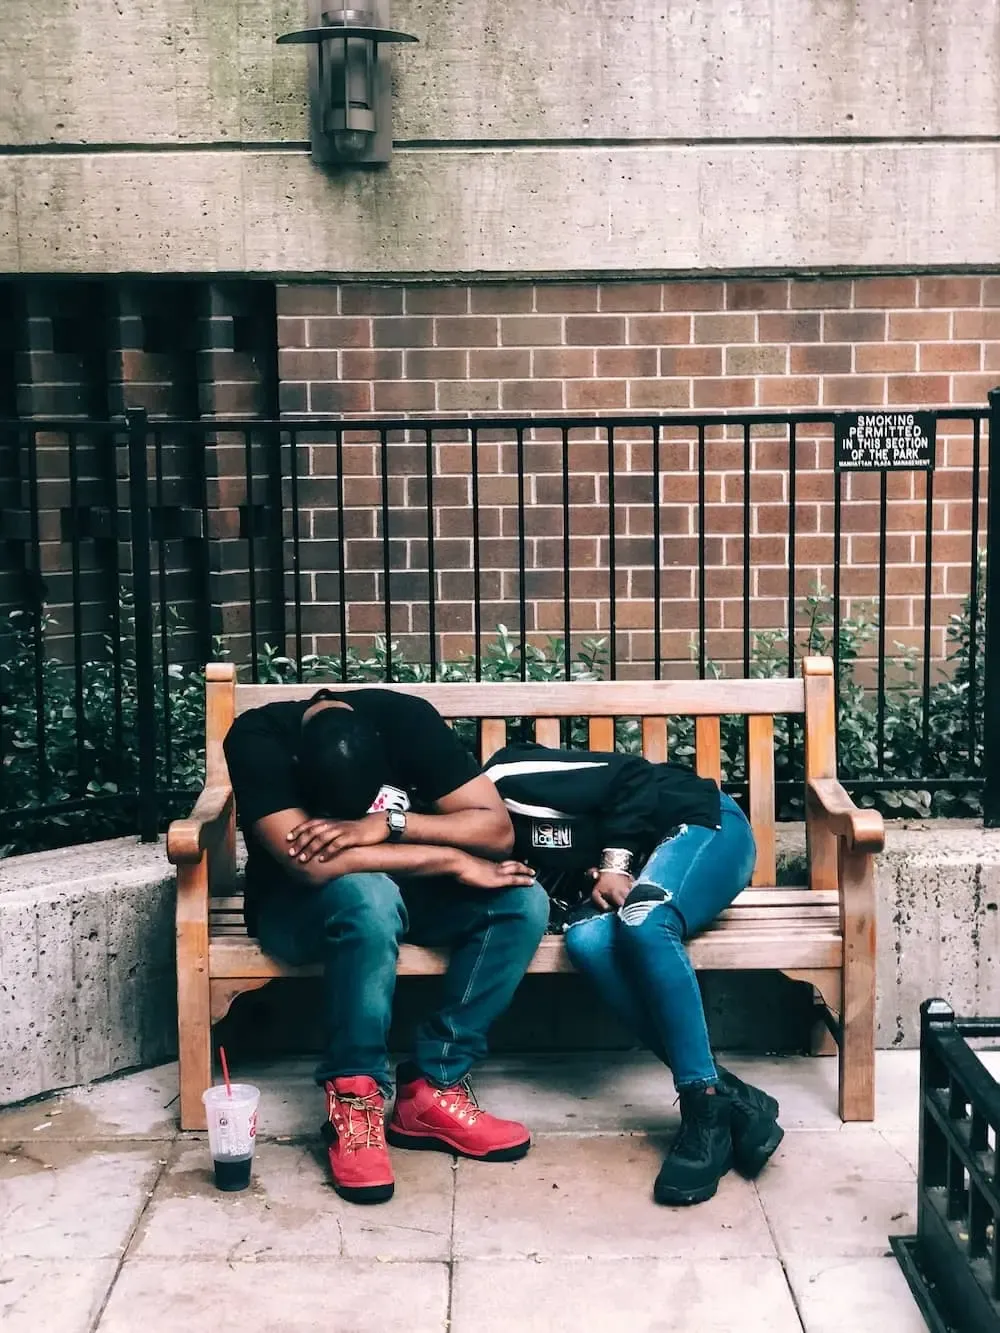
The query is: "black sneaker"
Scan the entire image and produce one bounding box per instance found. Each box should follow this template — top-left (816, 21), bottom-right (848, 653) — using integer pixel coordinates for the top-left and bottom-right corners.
top-left (654, 1088), bottom-right (733, 1206)
top-left (715, 1064), bottom-right (784, 1179)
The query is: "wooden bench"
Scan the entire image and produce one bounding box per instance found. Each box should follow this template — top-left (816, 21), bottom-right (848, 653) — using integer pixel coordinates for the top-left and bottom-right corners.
top-left (167, 656), bottom-right (884, 1131)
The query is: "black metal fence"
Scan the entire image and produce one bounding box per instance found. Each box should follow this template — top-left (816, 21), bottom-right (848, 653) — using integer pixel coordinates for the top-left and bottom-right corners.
top-left (1, 395), bottom-right (998, 852)
top-left (893, 998), bottom-right (1000, 1333)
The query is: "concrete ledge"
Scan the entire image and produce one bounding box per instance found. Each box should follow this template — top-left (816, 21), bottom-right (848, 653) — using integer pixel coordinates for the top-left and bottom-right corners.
top-left (2, 821), bottom-right (999, 1106)
top-left (4, 144), bottom-right (1000, 276)
top-left (0, 839), bottom-right (176, 1106)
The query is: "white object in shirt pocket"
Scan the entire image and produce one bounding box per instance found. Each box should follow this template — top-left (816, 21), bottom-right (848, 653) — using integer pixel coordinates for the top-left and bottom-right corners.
top-left (368, 784), bottom-right (411, 814)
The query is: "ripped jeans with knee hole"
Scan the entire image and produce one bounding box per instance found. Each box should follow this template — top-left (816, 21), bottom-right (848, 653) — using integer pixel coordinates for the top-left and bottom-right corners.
top-left (562, 792), bottom-right (756, 1090)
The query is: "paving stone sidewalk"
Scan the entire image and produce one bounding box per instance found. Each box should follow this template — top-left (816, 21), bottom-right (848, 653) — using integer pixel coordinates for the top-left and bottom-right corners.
top-left (0, 1049), bottom-right (945, 1332)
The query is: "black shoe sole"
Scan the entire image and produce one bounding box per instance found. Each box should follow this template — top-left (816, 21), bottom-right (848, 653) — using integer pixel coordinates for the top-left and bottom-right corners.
top-left (654, 1178), bottom-right (722, 1206)
top-left (386, 1126), bottom-right (531, 1162)
top-left (734, 1122), bottom-right (785, 1179)
top-left (332, 1181), bottom-right (395, 1205)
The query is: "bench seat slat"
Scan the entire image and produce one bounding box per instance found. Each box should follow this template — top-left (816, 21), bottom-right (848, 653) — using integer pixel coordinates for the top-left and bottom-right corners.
top-left (209, 931), bottom-right (843, 978)
top-left (208, 887), bottom-right (838, 912)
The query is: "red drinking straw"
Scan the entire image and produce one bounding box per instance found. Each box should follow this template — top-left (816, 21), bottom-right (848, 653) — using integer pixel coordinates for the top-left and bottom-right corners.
top-left (219, 1046), bottom-right (233, 1099)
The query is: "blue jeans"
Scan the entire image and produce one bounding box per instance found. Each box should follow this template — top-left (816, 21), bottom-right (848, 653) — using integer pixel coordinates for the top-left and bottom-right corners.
top-left (563, 793), bottom-right (756, 1090)
top-left (256, 873), bottom-right (549, 1093)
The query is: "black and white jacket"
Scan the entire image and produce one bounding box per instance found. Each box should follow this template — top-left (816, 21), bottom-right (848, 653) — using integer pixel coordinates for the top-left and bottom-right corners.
top-left (484, 742), bottom-right (721, 903)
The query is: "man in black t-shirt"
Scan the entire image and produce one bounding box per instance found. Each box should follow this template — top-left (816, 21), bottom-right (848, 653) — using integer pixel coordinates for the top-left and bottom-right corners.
top-left (224, 687), bottom-right (549, 1204)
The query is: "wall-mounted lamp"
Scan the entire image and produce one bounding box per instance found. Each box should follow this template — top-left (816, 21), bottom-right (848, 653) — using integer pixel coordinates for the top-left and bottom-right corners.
top-left (277, 4), bottom-right (418, 167)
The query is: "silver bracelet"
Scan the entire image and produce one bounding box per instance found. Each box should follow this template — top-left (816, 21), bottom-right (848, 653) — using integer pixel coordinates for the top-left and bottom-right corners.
top-left (600, 847), bottom-right (634, 877)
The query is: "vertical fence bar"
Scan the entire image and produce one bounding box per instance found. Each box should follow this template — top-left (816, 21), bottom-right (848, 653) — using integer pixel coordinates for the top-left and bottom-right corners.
top-left (832, 459), bottom-right (843, 757)
top-left (743, 422), bottom-right (751, 677)
top-left (921, 465), bottom-right (936, 767)
top-left (652, 422), bottom-right (661, 681)
top-left (153, 428), bottom-right (172, 789)
top-left (983, 389), bottom-right (1000, 826)
top-left (335, 427), bottom-right (348, 680)
top-left (969, 418), bottom-right (982, 772)
top-left (26, 426), bottom-right (48, 805)
top-left (426, 426), bottom-right (437, 680)
top-left (67, 428), bottom-right (86, 796)
top-left (516, 425), bottom-right (527, 680)
top-left (471, 426), bottom-right (482, 682)
top-left (786, 423), bottom-right (798, 809)
top-left (110, 424), bottom-right (124, 775)
top-left (876, 470), bottom-right (888, 774)
top-left (126, 408), bottom-right (158, 842)
top-left (697, 425), bottom-right (706, 679)
top-left (380, 427), bottom-right (392, 680)
top-left (787, 422), bottom-right (797, 677)
top-left (243, 428), bottom-right (258, 682)
top-left (195, 423), bottom-right (213, 664)
top-left (266, 424), bottom-right (286, 660)
top-left (607, 424), bottom-right (617, 679)
top-left (288, 428), bottom-right (304, 678)
top-left (562, 425), bottom-right (572, 681)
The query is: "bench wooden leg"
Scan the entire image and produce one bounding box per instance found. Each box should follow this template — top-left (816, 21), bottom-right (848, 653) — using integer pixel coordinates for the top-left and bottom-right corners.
top-left (838, 846), bottom-right (876, 1122)
top-left (177, 854), bottom-right (212, 1131)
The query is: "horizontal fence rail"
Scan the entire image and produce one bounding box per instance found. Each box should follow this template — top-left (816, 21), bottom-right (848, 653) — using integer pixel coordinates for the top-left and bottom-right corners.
top-left (0, 397), bottom-right (997, 850)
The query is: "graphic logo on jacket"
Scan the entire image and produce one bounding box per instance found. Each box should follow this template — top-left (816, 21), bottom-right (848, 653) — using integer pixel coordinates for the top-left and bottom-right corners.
top-left (532, 822), bottom-right (573, 850)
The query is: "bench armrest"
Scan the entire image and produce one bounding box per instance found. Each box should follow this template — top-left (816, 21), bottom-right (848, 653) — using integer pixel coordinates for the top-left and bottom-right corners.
top-left (167, 784), bottom-right (235, 865)
top-left (807, 778), bottom-right (885, 854)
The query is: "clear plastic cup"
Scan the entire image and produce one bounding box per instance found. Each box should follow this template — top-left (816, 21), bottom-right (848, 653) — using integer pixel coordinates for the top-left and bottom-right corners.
top-left (202, 1083), bottom-right (260, 1191)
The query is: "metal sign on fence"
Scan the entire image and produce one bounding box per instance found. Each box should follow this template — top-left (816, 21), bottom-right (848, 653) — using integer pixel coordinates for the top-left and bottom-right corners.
top-left (835, 411), bottom-right (936, 471)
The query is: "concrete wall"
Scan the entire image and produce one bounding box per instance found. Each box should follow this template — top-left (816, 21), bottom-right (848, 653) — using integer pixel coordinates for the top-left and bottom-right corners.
top-left (2, 1), bottom-right (1000, 276)
top-left (3, 823), bottom-right (999, 1105)
top-left (0, 840), bottom-right (177, 1105)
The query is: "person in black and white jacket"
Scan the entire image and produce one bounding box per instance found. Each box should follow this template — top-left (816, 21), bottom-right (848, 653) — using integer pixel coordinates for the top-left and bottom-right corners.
top-left (485, 740), bottom-right (785, 1206)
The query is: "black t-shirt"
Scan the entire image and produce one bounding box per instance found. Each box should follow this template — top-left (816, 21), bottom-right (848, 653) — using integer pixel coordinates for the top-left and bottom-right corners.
top-left (223, 689), bottom-right (480, 931)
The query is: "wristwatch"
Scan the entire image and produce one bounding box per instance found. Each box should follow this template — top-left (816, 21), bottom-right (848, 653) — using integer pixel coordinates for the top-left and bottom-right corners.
top-left (386, 809), bottom-right (407, 843)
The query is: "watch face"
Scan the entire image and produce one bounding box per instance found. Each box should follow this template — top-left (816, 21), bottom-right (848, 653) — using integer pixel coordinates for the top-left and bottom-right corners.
top-left (388, 810), bottom-right (406, 832)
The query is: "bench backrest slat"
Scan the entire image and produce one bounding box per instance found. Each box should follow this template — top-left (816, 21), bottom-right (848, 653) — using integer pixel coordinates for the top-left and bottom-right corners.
top-left (534, 717), bottom-right (561, 748)
top-left (232, 677), bottom-right (806, 718)
top-left (747, 715), bottom-right (778, 886)
top-left (694, 716), bottom-right (722, 784)
top-left (481, 718), bottom-right (507, 763)
top-left (641, 717), bottom-right (668, 764)
top-left (588, 717), bottom-right (615, 752)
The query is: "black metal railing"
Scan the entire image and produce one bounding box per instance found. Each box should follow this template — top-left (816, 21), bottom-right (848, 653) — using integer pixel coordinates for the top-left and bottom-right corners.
top-left (893, 999), bottom-right (1000, 1333)
top-left (1, 395), bottom-right (998, 851)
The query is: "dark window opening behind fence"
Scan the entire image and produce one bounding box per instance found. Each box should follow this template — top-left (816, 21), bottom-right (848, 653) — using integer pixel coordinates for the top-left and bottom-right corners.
top-left (1, 400), bottom-right (998, 851)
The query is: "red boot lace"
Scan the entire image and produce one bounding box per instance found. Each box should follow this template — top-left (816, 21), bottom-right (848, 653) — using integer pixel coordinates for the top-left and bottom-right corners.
top-left (432, 1079), bottom-right (482, 1125)
top-left (329, 1089), bottom-right (386, 1154)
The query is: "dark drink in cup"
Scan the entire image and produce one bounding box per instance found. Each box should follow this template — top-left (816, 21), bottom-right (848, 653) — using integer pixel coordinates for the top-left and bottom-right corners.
top-left (202, 1084), bottom-right (260, 1192)
top-left (214, 1155), bottom-right (253, 1192)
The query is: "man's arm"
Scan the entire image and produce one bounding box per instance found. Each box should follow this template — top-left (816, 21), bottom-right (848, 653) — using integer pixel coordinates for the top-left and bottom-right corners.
top-left (254, 808), bottom-right (466, 886)
top-left (252, 807), bottom-right (533, 891)
top-left (403, 775), bottom-right (514, 854)
top-left (287, 774), bottom-right (515, 865)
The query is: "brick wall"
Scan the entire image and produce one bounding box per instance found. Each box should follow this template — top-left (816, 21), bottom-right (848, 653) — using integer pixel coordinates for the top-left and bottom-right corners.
top-left (1, 275), bottom-right (994, 681)
top-left (276, 277), bottom-right (995, 675)
top-left (0, 281), bottom-right (280, 668)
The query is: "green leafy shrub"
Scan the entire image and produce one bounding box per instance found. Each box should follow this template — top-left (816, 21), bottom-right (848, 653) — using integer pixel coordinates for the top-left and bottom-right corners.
top-left (0, 563), bottom-right (986, 856)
